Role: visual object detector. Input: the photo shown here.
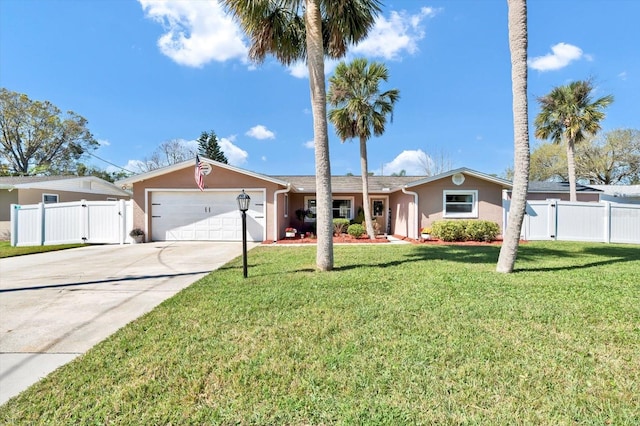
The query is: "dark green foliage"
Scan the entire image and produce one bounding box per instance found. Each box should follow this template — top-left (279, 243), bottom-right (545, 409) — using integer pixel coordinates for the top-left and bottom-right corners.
top-left (353, 206), bottom-right (365, 224)
top-left (347, 223), bottom-right (365, 238)
top-left (333, 218), bottom-right (350, 235)
top-left (197, 130), bottom-right (228, 164)
top-left (431, 220), bottom-right (500, 242)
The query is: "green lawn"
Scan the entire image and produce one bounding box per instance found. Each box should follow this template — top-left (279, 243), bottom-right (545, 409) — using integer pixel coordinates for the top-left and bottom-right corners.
top-left (1, 242), bottom-right (638, 424)
top-left (0, 241), bottom-right (86, 258)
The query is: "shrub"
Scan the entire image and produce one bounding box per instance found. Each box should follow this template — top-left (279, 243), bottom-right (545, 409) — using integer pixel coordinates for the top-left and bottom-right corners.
top-left (347, 223), bottom-right (365, 238)
top-left (333, 218), bottom-right (350, 235)
top-left (465, 220), bottom-right (500, 242)
top-left (430, 220), bottom-right (500, 242)
top-left (431, 220), bottom-right (467, 242)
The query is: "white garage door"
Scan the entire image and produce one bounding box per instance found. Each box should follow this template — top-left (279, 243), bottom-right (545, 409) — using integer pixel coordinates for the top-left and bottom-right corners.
top-left (151, 190), bottom-right (265, 241)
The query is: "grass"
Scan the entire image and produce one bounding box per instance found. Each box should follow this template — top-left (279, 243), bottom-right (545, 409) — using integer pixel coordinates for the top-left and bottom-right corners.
top-left (1, 241), bottom-right (638, 424)
top-left (0, 241), bottom-right (86, 258)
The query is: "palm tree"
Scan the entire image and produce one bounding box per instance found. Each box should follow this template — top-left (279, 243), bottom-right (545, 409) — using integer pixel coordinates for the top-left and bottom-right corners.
top-left (223, 0), bottom-right (381, 271)
top-left (496, 0), bottom-right (530, 273)
top-left (534, 80), bottom-right (613, 201)
top-left (327, 58), bottom-right (400, 239)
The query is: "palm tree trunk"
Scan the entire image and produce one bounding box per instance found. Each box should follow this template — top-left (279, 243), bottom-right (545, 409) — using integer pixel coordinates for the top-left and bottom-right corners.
top-left (497, 0), bottom-right (530, 273)
top-left (359, 137), bottom-right (375, 239)
top-left (305, 0), bottom-right (333, 271)
top-left (566, 138), bottom-right (578, 202)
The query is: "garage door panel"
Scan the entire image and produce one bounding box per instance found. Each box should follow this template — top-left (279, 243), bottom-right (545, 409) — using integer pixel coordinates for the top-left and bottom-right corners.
top-left (151, 191), bottom-right (264, 241)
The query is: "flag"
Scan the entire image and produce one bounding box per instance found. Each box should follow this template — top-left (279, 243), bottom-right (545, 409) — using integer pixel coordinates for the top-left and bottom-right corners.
top-left (195, 155), bottom-right (204, 191)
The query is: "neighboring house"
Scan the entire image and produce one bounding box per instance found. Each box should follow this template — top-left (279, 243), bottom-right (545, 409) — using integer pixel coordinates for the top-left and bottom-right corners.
top-left (116, 158), bottom-right (513, 242)
top-left (523, 181), bottom-right (602, 202)
top-left (586, 184), bottom-right (640, 204)
top-left (0, 175), bottom-right (131, 239)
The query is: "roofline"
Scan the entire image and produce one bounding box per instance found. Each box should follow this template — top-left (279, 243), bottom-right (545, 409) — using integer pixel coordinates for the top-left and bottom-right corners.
top-left (115, 157), bottom-right (290, 188)
top-left (0, 175), bottom-right (131, 196)
top-left (404, 167), bottom-right (512, 188)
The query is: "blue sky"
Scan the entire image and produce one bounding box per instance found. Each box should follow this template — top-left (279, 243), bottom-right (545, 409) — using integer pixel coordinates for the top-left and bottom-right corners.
top-left (1, 0), bottom-right (638, 178)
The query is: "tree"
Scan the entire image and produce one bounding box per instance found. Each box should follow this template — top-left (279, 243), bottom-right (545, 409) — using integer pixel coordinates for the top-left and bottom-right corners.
top-left (223, 0), bottom-right (381, 271)
top-left (496, 0), bottom-right (530, 274)
top-left (418, 149), bottom-right (454, 176)
top-left (534, 80), bottom-right (614, 201)
top-left (528, 142), bottom-right (567, 181)
top-left (577, 129), bottom-right (640, 185)
top-left (197, 130), bottom-right (228, 164)
top-left (0, 88), bottom-right (98, 175)
top-left (328, 58), bottom-right (400, 239)
top-left (138, 139), bottom-right (195, 172)
top-left (76, 164), bottom-right (131, 183)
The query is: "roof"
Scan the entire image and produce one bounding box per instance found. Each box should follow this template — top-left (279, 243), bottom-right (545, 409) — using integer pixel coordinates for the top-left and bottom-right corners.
top-left (0, 175), bottom-right (131, 197)
top-left (116, 157), bottom-right (290, 189)
top-left (586, 184), bottom-right (640, 197)
top-left (270, 175), bottom-right (418, 193)
top-left (404, 167), bottom-right (512, 189)
top-left (527, 181), bottom-right (601, 193)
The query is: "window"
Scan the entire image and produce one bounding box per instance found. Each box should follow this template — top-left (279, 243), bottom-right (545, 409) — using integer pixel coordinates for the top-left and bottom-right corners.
top-left (332, 199), bottom-right (352, 219)
top-left (42, 193), bottom-right (59, 204)
top-left (443, 190), bottom-right (478, 218)
top-left (303, 197), bottom-right (354, 221)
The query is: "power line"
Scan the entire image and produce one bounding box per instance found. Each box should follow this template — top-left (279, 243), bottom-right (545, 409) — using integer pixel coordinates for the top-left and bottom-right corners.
top-left (84, 150), bottom-right (136, 174)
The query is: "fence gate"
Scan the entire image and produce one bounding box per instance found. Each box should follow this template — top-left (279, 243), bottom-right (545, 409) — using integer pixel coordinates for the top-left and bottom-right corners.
top-left (11, 199), bottom-right (133, 247)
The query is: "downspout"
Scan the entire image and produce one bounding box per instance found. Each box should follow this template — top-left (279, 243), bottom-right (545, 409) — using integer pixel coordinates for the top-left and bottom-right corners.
top-left (273, 183), bottom-right (291, 242)
top-left (402, 186), bottom-right (419, 240)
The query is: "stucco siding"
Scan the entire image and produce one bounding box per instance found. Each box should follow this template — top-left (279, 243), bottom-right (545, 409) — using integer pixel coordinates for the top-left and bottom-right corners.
top-left (414, 175), bottom-right (505, 232)
top-left (131, 165), bottom-right (284, 241)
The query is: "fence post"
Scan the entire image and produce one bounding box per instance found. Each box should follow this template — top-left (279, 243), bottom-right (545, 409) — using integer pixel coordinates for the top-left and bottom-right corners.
top-left (38, 202), bottom-right (46, 245)
top-left (603, 202), bottom-right (611, 243)
top-left (549, 200), bottom-right (558, 240)
top-left (10, 204), bottom-right (18, 247)
top-left (118, 199), bottom-right (126, 245)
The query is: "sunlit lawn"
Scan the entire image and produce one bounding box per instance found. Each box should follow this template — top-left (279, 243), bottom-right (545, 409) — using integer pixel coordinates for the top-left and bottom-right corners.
top-left (1, 241), bottom-right (638, 424)
top-left (0, 241), bottom-right (86, 258)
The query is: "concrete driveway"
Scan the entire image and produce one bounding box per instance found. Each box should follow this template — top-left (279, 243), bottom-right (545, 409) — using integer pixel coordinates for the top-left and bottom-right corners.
top-left (0, 241), bottom-right (255, 405)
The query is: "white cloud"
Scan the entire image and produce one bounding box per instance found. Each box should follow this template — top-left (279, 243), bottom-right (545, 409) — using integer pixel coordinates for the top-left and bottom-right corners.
top-left (528, 42), bottom-right (584, 72)
top-left (122, 159), bottom-right (147, 174)
top-left (381, 149), bottom-right (429, 175)
top-left (219, 137), bottom-right (248, 165)
top-left (97, 139), bottom-right (111, 147)
top-left (261, 156), bottom-right (267, 161)
top-left (246, 125), bottom-right (275, 140)
top-left (304, 140), bottom-right (315, 149)
top-left (618, 71), bottom-right (627, 80)
top-left (351, 7), bottom-right (439, 60)
top-left (138, 0), bottom-right (247, 67)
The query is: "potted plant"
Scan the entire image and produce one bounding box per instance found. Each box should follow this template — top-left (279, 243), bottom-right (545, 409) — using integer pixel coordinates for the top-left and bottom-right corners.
top-left (420, 227), bottom-right (432, 240)
top-left (129, 228), bottom-right (145, 243)
top-left (285, 227), bottom-right (297, 238)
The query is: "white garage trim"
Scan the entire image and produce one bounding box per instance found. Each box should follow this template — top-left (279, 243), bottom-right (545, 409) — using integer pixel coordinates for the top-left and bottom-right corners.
top-left (145, 188), bottom-right (266, 242)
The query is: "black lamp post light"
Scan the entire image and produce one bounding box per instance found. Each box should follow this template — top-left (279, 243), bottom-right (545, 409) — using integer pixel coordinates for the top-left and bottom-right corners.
top-left (236, 189), bottom-right (251, 278)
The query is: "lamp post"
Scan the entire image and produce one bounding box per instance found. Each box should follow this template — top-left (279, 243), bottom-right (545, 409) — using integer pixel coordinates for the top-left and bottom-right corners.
top-left (236, 190), bottom-right (251, 278)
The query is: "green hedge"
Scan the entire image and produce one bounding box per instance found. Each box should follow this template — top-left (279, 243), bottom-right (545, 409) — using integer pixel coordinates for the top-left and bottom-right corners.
top-left (431, 220), bottom-right (500, 242)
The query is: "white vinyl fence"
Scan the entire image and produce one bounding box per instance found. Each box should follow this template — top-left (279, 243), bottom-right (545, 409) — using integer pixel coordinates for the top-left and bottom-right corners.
top-left (10, 200), bottom-right (133, 247)
top-left (504, 200), bottom-right (640, 244)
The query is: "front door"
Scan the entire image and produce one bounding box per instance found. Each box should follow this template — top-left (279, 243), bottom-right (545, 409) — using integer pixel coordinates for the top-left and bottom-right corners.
top-left (370, 197), bottom-right (387, 235)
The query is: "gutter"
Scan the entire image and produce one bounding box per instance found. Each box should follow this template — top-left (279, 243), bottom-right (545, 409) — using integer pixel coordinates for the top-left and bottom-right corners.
top-left (402, 186), bottom-right (419, 240)
top-left (273, 183), bottom-right (292, 242)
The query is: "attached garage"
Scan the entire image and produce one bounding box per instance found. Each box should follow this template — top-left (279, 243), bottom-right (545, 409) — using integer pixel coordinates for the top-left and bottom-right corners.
top-left (150, 190), bottom-right (265, 242)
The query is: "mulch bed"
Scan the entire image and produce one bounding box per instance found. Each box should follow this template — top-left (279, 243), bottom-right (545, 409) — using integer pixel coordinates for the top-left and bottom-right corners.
top-left (264, 234), bottom-right (391, 244)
